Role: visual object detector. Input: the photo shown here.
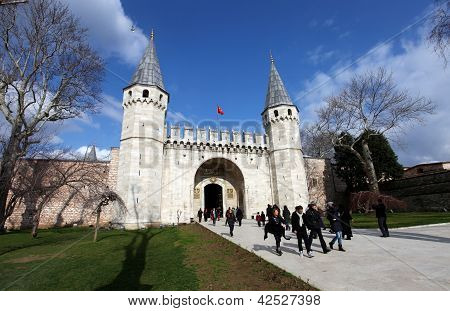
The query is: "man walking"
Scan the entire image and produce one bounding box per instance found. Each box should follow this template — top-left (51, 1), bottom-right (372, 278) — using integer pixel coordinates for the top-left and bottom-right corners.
top-left (282, 206), bottom-right (291, 231)
top-left (327, 203), bottom-right (346, 252)
top-left (236, 207), bottom-right (243, 226)
top-left (375, 199), bottom-right (389, 237)
top-left (227, 209), bottom-right (236, 237)
top-left (305, 203), bottom-right (331, 254)
top-left (292, 205), bottom-right (313, 258)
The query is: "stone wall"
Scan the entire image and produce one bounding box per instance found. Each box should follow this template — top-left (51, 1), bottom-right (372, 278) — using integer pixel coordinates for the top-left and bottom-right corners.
top-left (6, 157), bottom-right (114, 230)
top-left (380, 171), bottom-right (450, 211)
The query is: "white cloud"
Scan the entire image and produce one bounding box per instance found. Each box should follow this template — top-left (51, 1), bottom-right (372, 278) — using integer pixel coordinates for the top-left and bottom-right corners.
top-left (297, 28), bottom-right (450, 166)
top-left (307, 45), bottom-right (336, 64)
top-left (50, 135), bottom-right (63, 145)
top-left (61, 0), bottom-right (147, 65)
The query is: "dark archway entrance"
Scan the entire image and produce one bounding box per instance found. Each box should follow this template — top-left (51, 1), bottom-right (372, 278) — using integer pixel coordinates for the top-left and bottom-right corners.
top-left (204, 184), bottom-right (223, 217)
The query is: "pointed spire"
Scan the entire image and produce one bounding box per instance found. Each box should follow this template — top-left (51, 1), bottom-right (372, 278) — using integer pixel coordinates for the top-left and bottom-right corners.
top-left (130, 30), bottom-right (165, 90)
top-left (264, 53), bottom-right (294, 109)
top-left (86, 145), bottom-right (97, 162)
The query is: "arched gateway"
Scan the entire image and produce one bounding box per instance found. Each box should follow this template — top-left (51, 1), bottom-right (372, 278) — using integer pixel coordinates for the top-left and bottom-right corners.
top-left (115, 33), bottom-right (309, 228)
top-left (193, 158), bottom-right (246, 218)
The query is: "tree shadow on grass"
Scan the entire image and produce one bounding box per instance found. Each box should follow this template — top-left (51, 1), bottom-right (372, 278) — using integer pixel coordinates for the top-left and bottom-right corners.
top-left (97, 230), bottom-right (162, 291)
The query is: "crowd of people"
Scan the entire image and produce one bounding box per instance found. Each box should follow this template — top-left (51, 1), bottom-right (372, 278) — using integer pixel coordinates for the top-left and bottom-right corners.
top-left (197, 198), bottom-right (390, 257)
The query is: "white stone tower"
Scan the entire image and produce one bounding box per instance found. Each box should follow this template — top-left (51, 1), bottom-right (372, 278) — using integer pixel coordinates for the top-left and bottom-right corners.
top-left (116, 31), bottom-right (168, 228)
top-left (262, 55), bottom-right (309, 208)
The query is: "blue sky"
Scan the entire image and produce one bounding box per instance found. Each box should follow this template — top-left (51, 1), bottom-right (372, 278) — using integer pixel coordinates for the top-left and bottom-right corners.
top-left (57, 0), bottom-right (449, 166)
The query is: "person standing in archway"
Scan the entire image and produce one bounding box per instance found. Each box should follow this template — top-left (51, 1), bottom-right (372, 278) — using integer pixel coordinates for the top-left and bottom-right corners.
top-left (236, 207), bottom-right (243, 226)
top-left (204, 209), bottom-right (208, 222)
top-left (197, 208), bottom-right (203, 223)
top-left (211, 208), bottom-right (216, 226)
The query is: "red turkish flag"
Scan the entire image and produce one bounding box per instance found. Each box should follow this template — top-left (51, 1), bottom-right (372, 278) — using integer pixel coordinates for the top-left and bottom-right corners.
top-left (217, 105), bottom-right (224, 115)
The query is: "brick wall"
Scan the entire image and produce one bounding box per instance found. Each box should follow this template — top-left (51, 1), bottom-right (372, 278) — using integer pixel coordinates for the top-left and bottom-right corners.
top-left (6, 156), bottom-right (117, 230)
top-left (381, 171), bottom-right (450, 211)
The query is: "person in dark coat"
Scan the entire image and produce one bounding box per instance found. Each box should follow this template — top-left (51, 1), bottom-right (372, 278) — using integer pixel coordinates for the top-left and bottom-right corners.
top-left (282, 206), bottom-right (291, 231)
top-left (305, 203), bottom-right (331, 254)
top-left (197, 208), bottom-right (203, 223)
top-left (227, 209), bottom-right (236, 237)
top-left (211, 208), bottom-right (216, 226)
top-left (256, 212), bottom-right (261, 227)
top-left (203, 209), bottom-right (208, 222)
top-left (264, 206), bottom-right (291, 241)
top-left (339, 204), bottom-right (353, 240)
top-left (266, 204), bottom-right (273, 219)
top-left (267, 208), bottom-right (288, 256)
top-left (327, 204), bottom-right (345, 251)
top-left (236, 207), bottom-right (243, 226)
top-left (291, 205), bottom-right (312, 257)
top-left (261, 211), bottom-right (266, 225)
top-left (375, 199), bottom-right (389, 237)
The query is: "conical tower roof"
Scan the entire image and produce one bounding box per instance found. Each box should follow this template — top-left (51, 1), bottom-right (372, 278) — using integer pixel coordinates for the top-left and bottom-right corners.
top-left (86, 145), bottom-right (97, 162)
top-left (264, 55), bottom-right (294, 109)
top-left (130, 31), bottom-right (165, 90)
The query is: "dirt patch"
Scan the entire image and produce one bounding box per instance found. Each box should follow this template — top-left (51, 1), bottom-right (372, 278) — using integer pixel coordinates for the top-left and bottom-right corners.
top-left (179, 224), bottom-right (316, 291)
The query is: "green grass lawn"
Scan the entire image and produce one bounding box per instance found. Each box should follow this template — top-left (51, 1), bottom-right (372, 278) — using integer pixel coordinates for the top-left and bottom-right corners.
top-left (0, 224), bottom-right (313, 291)
top-left (351, 212), bottom-right (450, 229)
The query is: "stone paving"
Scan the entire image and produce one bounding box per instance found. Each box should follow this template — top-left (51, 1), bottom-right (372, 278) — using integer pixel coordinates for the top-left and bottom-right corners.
top-left (200, 219), bottom-right (450, 290)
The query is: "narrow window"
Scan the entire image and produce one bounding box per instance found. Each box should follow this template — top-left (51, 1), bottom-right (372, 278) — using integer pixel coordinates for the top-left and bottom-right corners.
top-left (288, 109), bottom-right (292, 116)
top-left (143, 89), bottom-right (149, 98)
top-left (274, 110), bottom-right (279, 117)
top-left (128, 90), bottom-right (132, 96)
top-left (159, 94), bottom-right (163, 101)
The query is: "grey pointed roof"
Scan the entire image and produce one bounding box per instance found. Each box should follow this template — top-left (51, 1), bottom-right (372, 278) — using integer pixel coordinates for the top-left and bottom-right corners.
top-left (130, 33), bottom-right (165, 90)
top-left (264, 59), bottom-right (294, 109)
top-left (86, 145), bottom-right (97, 162)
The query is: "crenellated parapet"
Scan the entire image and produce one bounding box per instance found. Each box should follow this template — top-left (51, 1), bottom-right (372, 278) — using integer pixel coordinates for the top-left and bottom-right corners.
top-left (164, 124), bottom-right (268, 151)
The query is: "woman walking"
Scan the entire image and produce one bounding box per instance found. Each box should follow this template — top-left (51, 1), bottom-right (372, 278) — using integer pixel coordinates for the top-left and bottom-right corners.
top-left (266, 208), bottom-right (290, 256)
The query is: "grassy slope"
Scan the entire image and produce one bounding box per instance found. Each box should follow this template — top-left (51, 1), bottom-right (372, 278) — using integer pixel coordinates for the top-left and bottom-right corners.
top-left (351, 212), bottom-right (450, 229)
top-left (0, 224), bottom-right (314, 291)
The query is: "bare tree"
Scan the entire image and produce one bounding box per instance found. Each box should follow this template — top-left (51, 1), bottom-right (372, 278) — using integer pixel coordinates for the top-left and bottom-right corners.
top-left (0, 0), bottom-right (104, 232)
top-left (429, 0), bottom-right (450, 67)
top-left (315, 68), bottom-right (434, 193)
top-left (8, 148), bottom-right (111, 237)
top-left (301, 123), bottom-right (334, 158)
top-left (90, 191), bottom-right (126, 242)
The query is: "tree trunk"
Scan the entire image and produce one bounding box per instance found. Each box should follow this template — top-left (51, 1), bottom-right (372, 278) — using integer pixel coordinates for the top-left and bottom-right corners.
top-left (31, 204), bottom-right (44, 238)
top-left (361, 139), bottom-right (380, 193)
top-left (93, 207), bottom-right (101, 242)
top-left (0, 125), bottom-right (23, 233)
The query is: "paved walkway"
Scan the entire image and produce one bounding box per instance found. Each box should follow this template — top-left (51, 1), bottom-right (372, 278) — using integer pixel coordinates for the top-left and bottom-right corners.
top-left (200, 220), bottom-right (450, 290)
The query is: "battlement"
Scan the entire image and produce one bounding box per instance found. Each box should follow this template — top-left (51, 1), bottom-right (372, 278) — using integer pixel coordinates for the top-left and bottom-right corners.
top-left (164, 124), bottom-right (268, 150)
